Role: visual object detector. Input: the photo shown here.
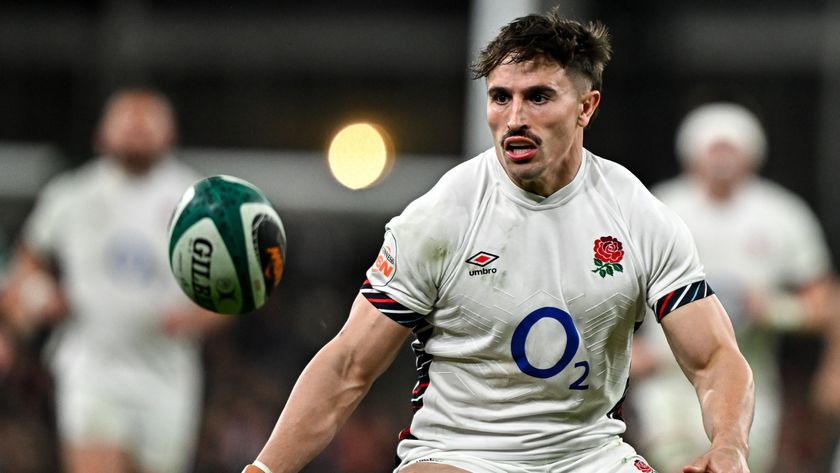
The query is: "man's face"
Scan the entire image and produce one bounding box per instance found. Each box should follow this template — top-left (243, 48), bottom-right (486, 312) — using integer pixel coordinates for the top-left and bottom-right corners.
top-left (690, 140), bottom-right (755, 196)
top-left (98, 94), bottom-right (175, 175)
top-left (486, 57), bottom-right (599, 197)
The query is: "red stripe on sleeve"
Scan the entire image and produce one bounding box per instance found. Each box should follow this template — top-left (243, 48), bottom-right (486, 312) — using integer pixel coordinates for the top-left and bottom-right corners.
top-left (367, 297), bottom-right (396, 304)
top-left (658, 290), bottom-right (675, 320)
top-left (412, 382), bottom-right (430, 395)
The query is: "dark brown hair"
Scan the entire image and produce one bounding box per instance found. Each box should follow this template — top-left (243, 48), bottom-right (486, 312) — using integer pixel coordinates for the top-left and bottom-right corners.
top-left (471, 9), bottom-right (612, 92)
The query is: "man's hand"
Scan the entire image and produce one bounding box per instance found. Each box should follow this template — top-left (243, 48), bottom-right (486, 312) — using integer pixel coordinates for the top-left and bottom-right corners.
top-left (0, 247), bottom-right (67, 337)
top-left (683, 445), bottom-right (749, 473)
top-left (161, 304), bottom-right (230, 338)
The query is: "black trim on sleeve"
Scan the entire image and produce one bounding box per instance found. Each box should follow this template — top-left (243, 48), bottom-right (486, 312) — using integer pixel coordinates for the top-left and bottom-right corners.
top-left (360, 280), bottom-right (425, 327)
top-left (654, 280), bottom-right (714, 323)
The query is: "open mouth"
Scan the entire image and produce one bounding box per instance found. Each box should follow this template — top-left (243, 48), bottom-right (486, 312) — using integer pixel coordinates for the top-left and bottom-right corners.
top-left (503, 136), bottom-right (538, 161)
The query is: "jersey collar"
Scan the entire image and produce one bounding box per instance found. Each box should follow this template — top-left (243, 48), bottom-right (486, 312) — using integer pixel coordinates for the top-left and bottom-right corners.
top-left (490, 147), bottom-right (590, 208)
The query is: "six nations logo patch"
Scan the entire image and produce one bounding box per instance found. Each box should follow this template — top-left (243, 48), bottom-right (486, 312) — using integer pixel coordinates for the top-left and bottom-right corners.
top-left (370, 231), bottom-right (397, 284)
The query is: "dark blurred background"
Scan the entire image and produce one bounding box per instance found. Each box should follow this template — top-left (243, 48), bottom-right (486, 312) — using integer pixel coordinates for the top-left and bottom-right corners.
top-left (1, 0), bottom-right (839, 471)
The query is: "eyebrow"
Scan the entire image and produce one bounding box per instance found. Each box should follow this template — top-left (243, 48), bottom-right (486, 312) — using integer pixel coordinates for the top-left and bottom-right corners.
top-left (487, 85), bottom-right (558, 97)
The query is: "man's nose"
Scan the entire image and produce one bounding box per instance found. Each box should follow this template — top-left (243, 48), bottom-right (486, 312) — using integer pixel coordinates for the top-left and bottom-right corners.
top-left (506, 98), bottom-right (528, 130)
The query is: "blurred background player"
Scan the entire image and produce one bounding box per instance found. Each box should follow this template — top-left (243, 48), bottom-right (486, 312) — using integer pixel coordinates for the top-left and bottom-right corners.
top-left (631, 102), bottom-right (837, 473)
top-left (0, 87), bottom-right (226, 473)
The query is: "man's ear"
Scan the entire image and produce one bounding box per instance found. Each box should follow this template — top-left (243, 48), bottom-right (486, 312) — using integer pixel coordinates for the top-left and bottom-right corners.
top-left (578, 90), bottom-right (601, 128)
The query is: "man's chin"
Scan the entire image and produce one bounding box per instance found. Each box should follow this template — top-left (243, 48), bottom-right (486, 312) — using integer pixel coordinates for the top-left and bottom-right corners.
top-left (114, 153), bottom-right (163, 175)
top-left (507, 166), bottom-right (544, 186)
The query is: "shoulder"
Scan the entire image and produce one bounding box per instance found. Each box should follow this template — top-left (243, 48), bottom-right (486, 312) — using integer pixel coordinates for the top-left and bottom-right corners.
top-left (585, 152), bottom-right (675, 224)
top-left (584, 153), bottom-right (697, 276)
top-left (586, 152), bottom-right (637, 181)
top-left (38, 159), bottom-right (105, 202)
top-left (156, 156), bottom-right (203, 186)
top-left (23, 160), bottom-right (105, 245)
top-left (394, 151), bottom-right (492, 224)
top-left (387, 150), bottom-right (493, 249)
top-left (749, 178), bottom-right (814, 214)
top-left (746, 178), bottom-right (824, 233)
top-left (650, 175), bottom-right (694, 202)
top-left (586, 152), bottom-right (649, 197)
top-left (417, 151), bottom-right (490, 200)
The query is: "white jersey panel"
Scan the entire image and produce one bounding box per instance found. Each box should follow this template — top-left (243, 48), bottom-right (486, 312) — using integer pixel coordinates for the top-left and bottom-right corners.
top-left (366, 148), bottom-right (707, 461)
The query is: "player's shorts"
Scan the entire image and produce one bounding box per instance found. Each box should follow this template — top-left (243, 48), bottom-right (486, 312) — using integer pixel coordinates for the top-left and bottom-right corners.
top-left (396, 437), bottom-right (657, 473)
top-left (55, 373), bottom-right (201, 473)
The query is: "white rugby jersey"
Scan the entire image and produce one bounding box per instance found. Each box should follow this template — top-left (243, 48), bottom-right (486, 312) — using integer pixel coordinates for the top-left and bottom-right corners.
top-left (23, 156), bottom-right (202, 390)
top-left (364, 148), bottom-right (710, 462)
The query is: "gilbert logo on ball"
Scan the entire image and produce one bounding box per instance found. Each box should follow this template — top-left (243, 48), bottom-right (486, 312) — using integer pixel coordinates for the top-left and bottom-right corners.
top-left (168, 175), bottom-right (286, 315)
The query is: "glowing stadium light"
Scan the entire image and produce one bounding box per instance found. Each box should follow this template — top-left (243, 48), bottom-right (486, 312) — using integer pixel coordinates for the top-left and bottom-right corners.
top-left (327, 123), bottom-right (393, 190)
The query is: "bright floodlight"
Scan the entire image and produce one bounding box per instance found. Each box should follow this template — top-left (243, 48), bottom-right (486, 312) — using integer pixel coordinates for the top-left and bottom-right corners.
top-left (328, 123), bottom-right (392, 190)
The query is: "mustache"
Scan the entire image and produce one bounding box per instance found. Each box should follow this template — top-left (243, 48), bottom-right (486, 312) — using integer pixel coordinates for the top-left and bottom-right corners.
top-left (502, 129), bottom-right (542, 146)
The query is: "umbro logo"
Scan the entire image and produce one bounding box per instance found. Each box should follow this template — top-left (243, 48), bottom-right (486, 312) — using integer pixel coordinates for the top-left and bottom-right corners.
top-left (466, 251), bottom-right (499, 276)
top-left (466, 251), bottom-right (498, 267)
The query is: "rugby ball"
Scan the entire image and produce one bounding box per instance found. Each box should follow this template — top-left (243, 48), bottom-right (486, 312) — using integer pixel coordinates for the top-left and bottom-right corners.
top-left (168, 175), bottom-right (286, 315)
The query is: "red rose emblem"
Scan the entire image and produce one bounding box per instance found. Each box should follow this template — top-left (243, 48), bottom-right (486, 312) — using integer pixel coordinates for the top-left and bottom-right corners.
top-left (633, 459), bottom-right (654, 472)
top-left (594, 236), bottom-right (624, 263)
top-left (592, 236), bottom-right (624, 278)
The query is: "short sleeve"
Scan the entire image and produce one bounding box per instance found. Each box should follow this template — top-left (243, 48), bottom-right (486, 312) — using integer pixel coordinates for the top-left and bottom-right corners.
top-left (362, 191), bottom-right (459, 327)
top-left (365, 222), bottom-right (439, 312)
top-left (641, 199), bottom-right (708, 310)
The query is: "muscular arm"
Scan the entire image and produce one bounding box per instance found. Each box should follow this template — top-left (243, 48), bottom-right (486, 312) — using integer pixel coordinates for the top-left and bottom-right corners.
top-left (661, 295), bottom-right (754, 473)
top-left (254, 293), bottom-right (412, 473)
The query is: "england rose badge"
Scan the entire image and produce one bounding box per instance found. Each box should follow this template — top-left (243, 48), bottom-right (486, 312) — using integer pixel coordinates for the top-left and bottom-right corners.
top-left (592, 235), bottom-right (624, 278)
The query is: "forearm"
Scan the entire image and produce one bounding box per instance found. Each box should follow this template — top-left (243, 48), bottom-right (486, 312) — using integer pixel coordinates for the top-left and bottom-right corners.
top-left (248, 294), bottom-right (411, 473)
top-left (256, 339), bottom-right (376, 473)
top-left (693, 346), bottom-right (754, 454)
top-left (162, 303), bottom-right (231, 338)
top-left (664, 297), bottom-right (753, 471)
top-left (750, 278), bottom-right (835, 332)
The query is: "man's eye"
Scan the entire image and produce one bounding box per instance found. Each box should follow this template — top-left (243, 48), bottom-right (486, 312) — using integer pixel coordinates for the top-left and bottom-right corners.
top-left (492, 94), bottom-right (510, 104)
top-left (532, 94), bottom-right (547, 104)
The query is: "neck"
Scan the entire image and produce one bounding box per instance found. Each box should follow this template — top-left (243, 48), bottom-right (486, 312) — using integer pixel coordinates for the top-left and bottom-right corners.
top-left (540, 142), bottom-right (584, 197)
top-left (698, 177), bottom-right (744, 203)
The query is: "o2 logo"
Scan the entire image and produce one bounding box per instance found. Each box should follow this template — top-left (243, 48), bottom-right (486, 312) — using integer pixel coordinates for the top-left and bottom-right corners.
top-left (104, 235), bottom-right (157, 287)
top-left (510, 307), bottom-right (589, 390)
